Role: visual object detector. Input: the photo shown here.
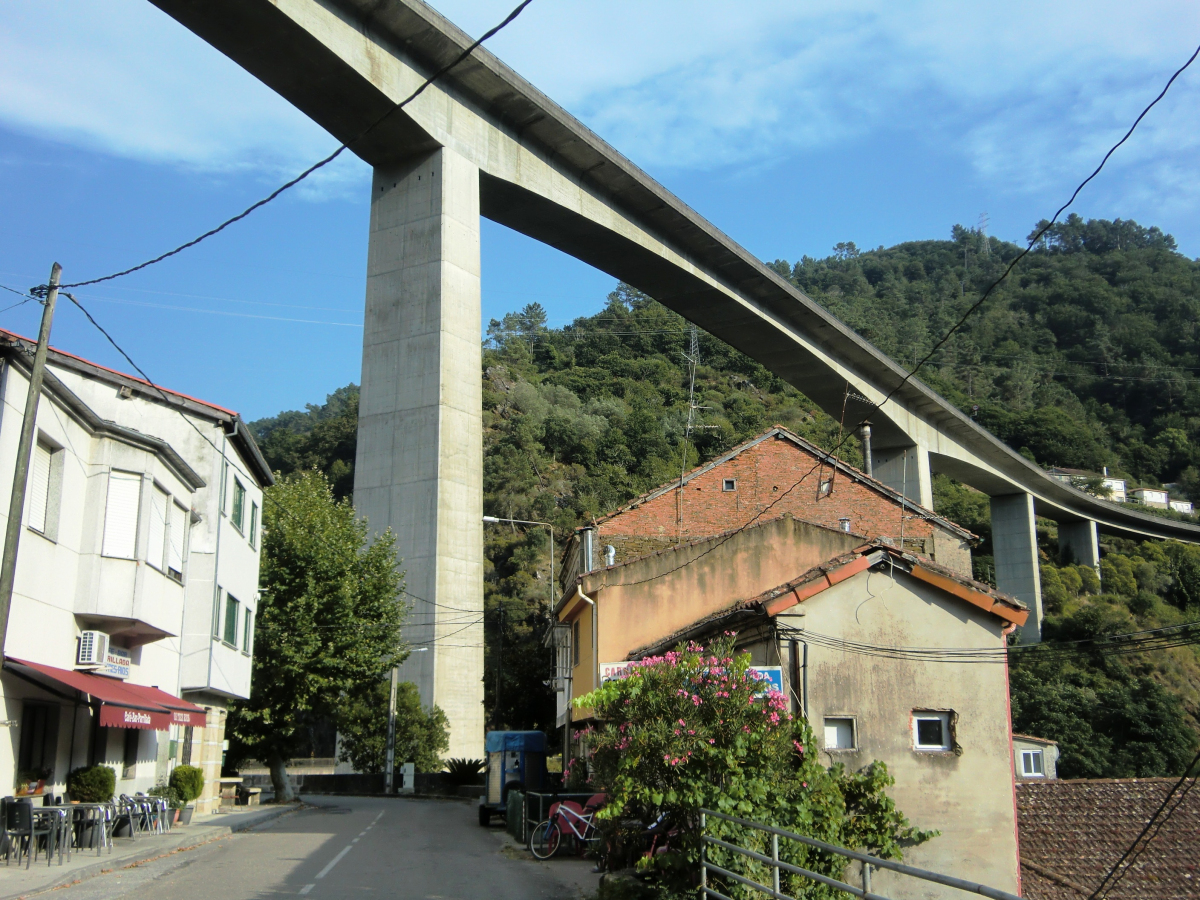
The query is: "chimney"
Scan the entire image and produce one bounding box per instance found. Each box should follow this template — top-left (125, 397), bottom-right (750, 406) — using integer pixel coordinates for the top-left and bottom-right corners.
top-left (859, 423), bottom-right (873, 476)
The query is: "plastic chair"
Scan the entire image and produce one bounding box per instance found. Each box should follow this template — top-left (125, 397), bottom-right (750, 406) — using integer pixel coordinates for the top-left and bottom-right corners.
top-left (5, 799), bottom-right (52, 868)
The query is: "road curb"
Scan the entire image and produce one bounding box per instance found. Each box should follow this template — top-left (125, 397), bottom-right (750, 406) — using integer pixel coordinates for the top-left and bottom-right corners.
top-left (0, 804), bottom-right (299, 900)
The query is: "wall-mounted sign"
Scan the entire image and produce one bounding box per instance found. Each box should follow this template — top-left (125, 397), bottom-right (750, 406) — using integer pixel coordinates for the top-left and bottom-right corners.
top-left (599, 662), bottom-right (784, 697)
top-left (103, 645), bottom-right (131, 680)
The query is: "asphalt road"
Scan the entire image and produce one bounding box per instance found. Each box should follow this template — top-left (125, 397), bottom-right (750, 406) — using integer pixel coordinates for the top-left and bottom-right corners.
top-left (50, 797), bottom-right (598, 900)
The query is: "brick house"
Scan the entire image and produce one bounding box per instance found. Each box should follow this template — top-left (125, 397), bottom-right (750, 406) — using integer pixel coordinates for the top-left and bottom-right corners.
top-left (559, 426), bottom-right (975, 590)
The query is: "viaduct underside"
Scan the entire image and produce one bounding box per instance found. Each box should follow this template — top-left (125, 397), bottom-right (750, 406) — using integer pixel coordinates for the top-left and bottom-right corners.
top-left (149, 0), bottom-right (1200, 756)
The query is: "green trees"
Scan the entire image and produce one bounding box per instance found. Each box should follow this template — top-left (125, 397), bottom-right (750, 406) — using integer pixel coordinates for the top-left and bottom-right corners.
top-left (578, 638), bottom-right (933, 899)
top-left (336, 680), bottom-right (449, 774)
top-left (227, 470), bottom-right (407, 801)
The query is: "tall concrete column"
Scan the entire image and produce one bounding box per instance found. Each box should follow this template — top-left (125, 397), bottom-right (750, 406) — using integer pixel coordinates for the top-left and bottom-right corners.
top-left (991, 493), bottom-right (1043, 642)
top-left (872, 444), bottom-right (933, 509)
top-left (354, 147), bottom-right (485, 758)
top-left (1059, 520), bottom-right (1100, 576)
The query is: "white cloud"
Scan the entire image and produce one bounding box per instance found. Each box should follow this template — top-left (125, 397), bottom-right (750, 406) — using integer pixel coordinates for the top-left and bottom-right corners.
top-left (2, 0), bottom-right (1198, 206)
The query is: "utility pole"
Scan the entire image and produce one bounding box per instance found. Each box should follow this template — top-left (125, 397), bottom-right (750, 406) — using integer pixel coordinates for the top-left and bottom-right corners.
top-left (384, 665), bottom-right (399, 793)
top-left (0, 263), bottom-right (60, 651)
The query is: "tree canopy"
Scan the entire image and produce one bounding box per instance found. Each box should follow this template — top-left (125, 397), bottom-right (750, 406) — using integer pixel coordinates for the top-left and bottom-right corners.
top-left (227, 470), bottom-right (407, 799)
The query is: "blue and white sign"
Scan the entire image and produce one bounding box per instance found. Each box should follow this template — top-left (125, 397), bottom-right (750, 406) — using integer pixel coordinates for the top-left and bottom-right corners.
top-left (747, 666), bottom-right (783, 697)
top-left (103, 646), bottom-right (131, 680)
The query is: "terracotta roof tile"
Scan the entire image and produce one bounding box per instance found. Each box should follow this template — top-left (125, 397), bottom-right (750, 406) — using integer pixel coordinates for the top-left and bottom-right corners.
top-left (1017, 779), bottom-right (1200, 900)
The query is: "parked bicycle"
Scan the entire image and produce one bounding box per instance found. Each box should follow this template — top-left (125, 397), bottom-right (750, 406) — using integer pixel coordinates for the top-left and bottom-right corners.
top-left (528, 793), bottom-right (606, 860)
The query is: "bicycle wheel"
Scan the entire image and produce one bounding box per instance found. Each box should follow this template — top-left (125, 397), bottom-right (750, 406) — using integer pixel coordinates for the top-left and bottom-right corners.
top-left (529, 819), bottom-right (562, 860)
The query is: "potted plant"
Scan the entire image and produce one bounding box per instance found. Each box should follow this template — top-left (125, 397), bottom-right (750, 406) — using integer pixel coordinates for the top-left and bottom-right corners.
top-left (148, 784), bottom-right (184, 823)
top-left (66, 765), bottom-right (116, 802)
top-left (170, 765), bottom-right (205, 825)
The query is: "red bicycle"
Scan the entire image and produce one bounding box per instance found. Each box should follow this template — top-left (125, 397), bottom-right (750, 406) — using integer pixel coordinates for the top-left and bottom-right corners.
top-left (528, 794), bottom-right (606, 860)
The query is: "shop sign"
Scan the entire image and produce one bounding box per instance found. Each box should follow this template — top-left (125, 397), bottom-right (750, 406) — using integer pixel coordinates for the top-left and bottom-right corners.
top-left (599, 662), bottom-right (784, 696)
top-left (99, 704), bottom-right (171, 731)
top-left (103, 645), bottom-right (131, 679)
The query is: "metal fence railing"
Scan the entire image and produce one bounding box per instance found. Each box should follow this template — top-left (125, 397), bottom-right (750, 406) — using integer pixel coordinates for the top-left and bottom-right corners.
top-left (700, 809), bottom-right (1021, 900)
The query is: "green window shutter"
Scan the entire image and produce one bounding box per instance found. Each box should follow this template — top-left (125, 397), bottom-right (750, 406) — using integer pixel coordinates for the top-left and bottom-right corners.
top-left (231, 479), bottom-right (246, 532)
top-left (224, 593), bottom-right (239, 645)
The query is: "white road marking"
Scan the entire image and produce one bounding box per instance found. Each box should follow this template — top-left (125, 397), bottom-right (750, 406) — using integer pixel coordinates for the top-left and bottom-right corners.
top-left (299, 885), bottom-right (315, 895)
top-left (352, 838), bottom-right (359, 843)
top-left (315, 845), bottom-right (354, 879)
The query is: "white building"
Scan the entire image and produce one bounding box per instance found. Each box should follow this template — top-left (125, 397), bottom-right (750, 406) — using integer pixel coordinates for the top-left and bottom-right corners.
top-left (1128, 487), bottom-right (1169, 509)
top-left (0, 329), bottom-right (271, 813)
top-left (1046, 467), bottom-right (1127, 503)
top-left (1169, 499), bottom-right (1194, 515)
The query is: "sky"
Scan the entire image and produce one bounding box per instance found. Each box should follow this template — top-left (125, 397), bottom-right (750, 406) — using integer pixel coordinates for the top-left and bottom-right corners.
top-left (1, 0), bottom-right (1198, 421)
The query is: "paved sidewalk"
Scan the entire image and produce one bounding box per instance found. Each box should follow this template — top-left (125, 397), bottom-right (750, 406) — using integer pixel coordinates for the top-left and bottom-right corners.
top-left (0, 803), bottom-right (299, 900)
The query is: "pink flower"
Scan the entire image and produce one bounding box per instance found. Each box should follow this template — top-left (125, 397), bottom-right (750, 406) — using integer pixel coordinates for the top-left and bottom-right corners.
top-left (708, 738), bottom-right (716, 744)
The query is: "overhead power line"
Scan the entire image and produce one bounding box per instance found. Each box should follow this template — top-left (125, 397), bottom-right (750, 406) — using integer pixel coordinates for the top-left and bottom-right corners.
top-left (608, 38), bottom-right (1200, 590)
top-left (1088, 743), bottom-right (1200, 899)
top-left (36, 0), bottom-right (534, 294)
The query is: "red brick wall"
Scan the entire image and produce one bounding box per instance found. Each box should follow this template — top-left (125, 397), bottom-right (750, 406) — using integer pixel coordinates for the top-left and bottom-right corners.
top-left (597, 434), bottom-right (959, 567)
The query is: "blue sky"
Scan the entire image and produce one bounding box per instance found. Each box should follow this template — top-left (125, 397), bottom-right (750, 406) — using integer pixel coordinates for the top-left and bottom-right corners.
top-left (1, 0), bottom-right (1198, 421)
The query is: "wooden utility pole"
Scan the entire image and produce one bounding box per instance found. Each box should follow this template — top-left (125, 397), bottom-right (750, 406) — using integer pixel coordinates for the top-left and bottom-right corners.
top-left (0, 263), bottom-right (60, 651)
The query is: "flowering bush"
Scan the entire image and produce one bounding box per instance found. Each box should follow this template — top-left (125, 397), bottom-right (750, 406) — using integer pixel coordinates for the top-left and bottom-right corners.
top-left (576, 636), bottom-right (934, 899)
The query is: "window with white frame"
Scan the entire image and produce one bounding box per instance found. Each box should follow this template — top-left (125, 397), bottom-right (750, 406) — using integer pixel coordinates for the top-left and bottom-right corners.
top-left (1021, 749), bottom-right (1045, 777)
top-left (249, 501), bottom-right (259, 549)
top-left (824, 717), bottom-right (855, 750)
top-left (231, 478), bottom-right (246, 532)
top-left (147, 485), bottom-right (169, 572)
top-left (167, 503), bottom-right (187, 582)
top-left (224, 592), bottom-right (239, 646)
top-left (101, 471), bottom-right (142, 559)
top-left (912, 711), bottom-right (952, 750)
top-left (722, 478), bottom-right (737, 492)
top-left (28, 441), bottom-right (54, 535)
top-left (242, 608), bottom-right (253, 653)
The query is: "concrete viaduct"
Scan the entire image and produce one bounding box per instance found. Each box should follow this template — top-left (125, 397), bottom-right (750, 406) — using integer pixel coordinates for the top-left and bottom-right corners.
top-left (150, 0), bottom-right (1200, 756)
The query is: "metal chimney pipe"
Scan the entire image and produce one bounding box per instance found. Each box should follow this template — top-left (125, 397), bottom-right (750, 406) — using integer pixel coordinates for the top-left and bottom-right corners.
top-left (859, 423), bottom-right (873, 476)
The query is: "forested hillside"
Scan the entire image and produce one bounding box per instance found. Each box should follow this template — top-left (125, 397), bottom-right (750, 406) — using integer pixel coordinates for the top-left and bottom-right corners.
top-left (252, 216), bottom-right (1200, 778)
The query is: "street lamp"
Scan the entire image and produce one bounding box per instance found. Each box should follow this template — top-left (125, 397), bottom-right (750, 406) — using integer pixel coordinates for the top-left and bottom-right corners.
top-left (385, 646), bottom-right (427, 795)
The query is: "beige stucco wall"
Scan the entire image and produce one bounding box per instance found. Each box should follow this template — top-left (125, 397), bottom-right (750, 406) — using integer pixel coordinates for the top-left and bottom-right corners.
top-left (797, 570), bottom-right (1019, 898)
top-left (562, 516), bottom-right (861, 713)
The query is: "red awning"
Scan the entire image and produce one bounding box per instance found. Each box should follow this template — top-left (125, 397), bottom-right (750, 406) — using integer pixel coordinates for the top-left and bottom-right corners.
top-left (3, 657), bottom-right (197, 731)
top-left (118, 682), bottom-right (206, 726)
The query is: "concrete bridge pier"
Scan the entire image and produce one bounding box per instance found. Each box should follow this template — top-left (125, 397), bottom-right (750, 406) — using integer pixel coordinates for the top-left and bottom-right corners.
top-left (353, 147), bottom-right (486, 758)
top-left (872, 444), bottom-right (933, 509)
top-left (1059, 520), bottom-right (1101, 575)
top-left (990, 493), bottom-right (1044, 642)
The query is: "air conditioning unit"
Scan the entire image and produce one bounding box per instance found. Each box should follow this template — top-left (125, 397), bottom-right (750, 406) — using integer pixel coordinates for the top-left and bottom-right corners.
top-left (77, 630), bottom-right (109, 667)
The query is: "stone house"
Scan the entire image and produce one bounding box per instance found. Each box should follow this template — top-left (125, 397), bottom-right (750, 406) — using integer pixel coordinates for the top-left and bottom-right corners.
top-left (553, 521), bottom-right (1027, 898)
top-left (558, 426), bottom-right (976, 592)
top-left (0, 329), bottom-right (271, 813)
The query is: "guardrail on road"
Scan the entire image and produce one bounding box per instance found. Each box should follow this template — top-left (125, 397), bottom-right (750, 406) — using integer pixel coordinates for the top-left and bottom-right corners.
top-left (700, 809), bottom-right (1021, 900)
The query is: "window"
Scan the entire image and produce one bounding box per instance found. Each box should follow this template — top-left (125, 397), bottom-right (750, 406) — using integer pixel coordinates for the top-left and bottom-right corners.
top-left (28, 442), bottom-right (53, 534)
top-left (242, 607), bottom-right (253, 653)
top-left (224, 593), bottom-right (240, 645)
top-left (123, 728), bottom-right (140, 772)
top-left (249, 501), bottom-right (259, 548)
top-left (102, 471), bottom-right (142, 559)
top-left (147, 485), bottom-right (169, 571)
top-left (1021, 749), bottom-right (1045, 777)
top-left (167, 503), bottom-right (187, 582)
top-left (722, 478), bottom-right (737, 492)
top-left (913, 711), bottom-right (952, 750)
top-left (824, 717), bottom-right (855, 750)
top-left (181, 725), bottom-right (193, 766)
top-left (231, 478), bottom-right (246, 532)
top-left (572, 619), bottom-right (580, 667)
top-left (17, 703), bottom-right (57, 777)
